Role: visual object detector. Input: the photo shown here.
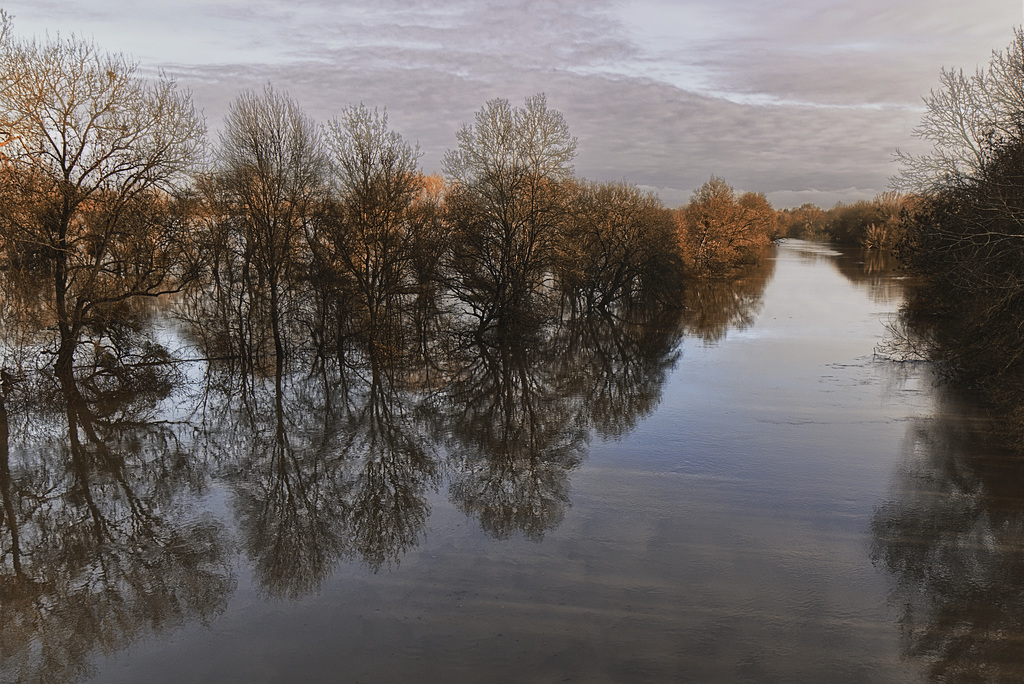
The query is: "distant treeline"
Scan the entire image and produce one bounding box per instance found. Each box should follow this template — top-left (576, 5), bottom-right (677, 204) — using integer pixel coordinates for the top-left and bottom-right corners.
top-left (0, 15), bottom-right (777, 384)
top-left (776, 192), bottom-right (918, 249)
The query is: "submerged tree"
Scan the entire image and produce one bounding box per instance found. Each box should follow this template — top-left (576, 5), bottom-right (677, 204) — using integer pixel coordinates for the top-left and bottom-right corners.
top-left (309, 105), bottom-right (430, 363)
top-left (0, 25), bottom-right (205, 381)
top-left (213, 85), bottom-right (327, 378)
top-left (556, 180), bottom-right (683, 310)
top-left (899, 136), bottom-right (1024, 409)
top-left (442, 93), bottom-right (577, 337)
top-left (895, 30), bottom-right (1024, 434)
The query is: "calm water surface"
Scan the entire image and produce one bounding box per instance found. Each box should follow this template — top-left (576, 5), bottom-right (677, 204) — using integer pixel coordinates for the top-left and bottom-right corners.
top-left (7, 240), bottom-right (1024, 682)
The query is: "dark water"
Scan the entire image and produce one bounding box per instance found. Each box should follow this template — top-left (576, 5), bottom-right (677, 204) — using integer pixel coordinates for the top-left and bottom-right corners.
top-left (5, 240), bottom-right (1024, 683)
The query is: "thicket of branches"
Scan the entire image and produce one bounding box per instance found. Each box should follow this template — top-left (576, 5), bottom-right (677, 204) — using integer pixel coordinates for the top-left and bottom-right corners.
top-left (895, 28), bottom-right (1024, 441)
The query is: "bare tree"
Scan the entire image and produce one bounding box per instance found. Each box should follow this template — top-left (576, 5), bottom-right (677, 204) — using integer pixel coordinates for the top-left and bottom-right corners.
top-left (894, 28), bottom-right (1024, 415)
top-left (0, 27), bottom-right (205, 381)
top-left (442, 93), bottom-right (577, 337)
top-left (214, 84), bottom-right (327, 378)
top-left (310, 105), bottom-right (425, 360)
top-left (893, 28), bottom-right (1024, 194)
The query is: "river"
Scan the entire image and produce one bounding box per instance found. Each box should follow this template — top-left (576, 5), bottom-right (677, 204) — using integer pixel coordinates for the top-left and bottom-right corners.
top-left (6, 239), bottom-right (1024, 683)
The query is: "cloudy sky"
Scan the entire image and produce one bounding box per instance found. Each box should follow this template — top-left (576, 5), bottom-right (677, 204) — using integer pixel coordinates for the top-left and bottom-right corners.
top-left (4, 1), bottom-right (1021, 207)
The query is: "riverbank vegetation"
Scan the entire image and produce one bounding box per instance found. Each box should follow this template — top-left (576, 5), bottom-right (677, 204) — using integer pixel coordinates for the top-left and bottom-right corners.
top-left (674, 176), bottom-right (779, 275)
top-left (777, 192), bottom-right (917, 249)
top-left (892, 28), bottom-right (1024, 443)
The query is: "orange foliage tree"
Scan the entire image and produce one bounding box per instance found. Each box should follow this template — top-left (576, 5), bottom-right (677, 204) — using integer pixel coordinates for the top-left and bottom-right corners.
top-left (674, 176), bottom-right (776, 275)
top-left (556, 180), bottom-right (682, 309)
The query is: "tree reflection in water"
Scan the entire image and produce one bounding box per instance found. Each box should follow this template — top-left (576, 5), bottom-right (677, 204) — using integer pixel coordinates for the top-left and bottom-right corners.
top-left (557, 305), bottom-right (685, 440)
top-left (871, 386), bottom-right (1024, 680)
top-left (827, 247), bottom-right (906, 304)
top-left (438, 299), bottom-right (690, 540)
top-left (442, 333), bottom-right (589, 540)
top-left (0, 369), bottom-right (233, 684)
top-left (340, 357), bottom-right (440, 570)
top-left (0, 262), bottom-right (773, 679)
top-left (682, 255), bottom-right (774, 344)
top-left (196, 352), bottom-right (442, 589)
top-left (205, 372), bottom-right (353, 597)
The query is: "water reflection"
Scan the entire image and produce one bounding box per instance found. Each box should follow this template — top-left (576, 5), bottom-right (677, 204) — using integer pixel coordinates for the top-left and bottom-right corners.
top-left (786, 239), bottom-right (903, 299)
top-left (0, 259), bottom-right (777, 680)
top-left (440, 303), bottom-right (690, 539)
top-left (682, 256), bottom-right (775, 344)
top-left (195, 358), bottom-right (441, 587)
top-left (827, 246), bottom-right (906, 304)
top-left (871, 376), bottom-right (1024, 679)
top-left (0, 373), bottom-right (234, 684)
top-left (442, 335), bottom-right (588, 540)
top-left (222, 379), bottom-right (352, 596)
top-left (560, 307), bottom-right (685, 440)
top-left (170, 296), bottom-right (699, 586)
top-left (339, 359), bottom-right (440, 570)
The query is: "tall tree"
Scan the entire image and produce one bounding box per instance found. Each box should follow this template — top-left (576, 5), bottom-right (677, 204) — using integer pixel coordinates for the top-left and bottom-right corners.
top-left (215, 85), bottom-right (327, 377)
top-left (442, 93), bottom-right (577, 337)
top-left (310, 105), bottom-right (426, 360)
top-left (0, 26), bottom-right (205, 381)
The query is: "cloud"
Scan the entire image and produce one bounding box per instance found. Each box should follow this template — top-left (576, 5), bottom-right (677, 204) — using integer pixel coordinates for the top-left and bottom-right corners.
top-left (4, 0), bottom-right (1020, 207)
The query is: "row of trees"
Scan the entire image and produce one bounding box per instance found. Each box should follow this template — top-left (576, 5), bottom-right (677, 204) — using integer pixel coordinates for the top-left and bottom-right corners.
top-left (0, 21), bottom-right (780, 385)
